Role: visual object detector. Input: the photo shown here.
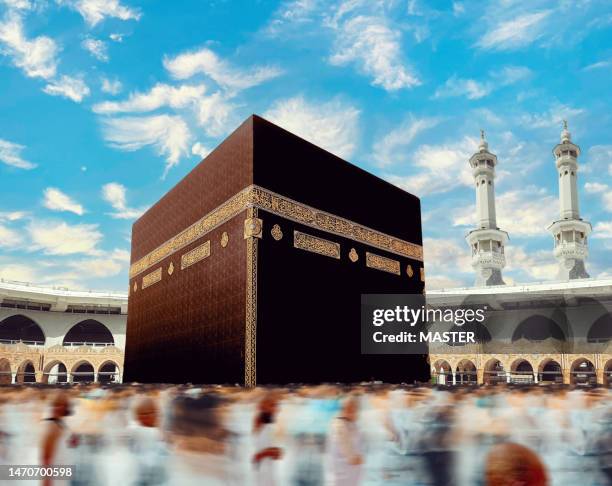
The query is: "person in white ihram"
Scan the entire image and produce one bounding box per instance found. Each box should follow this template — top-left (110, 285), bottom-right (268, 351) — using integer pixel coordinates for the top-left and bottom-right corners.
top-left (252, 393), bottom-right (284, 485)
top-left (329, 395), bottom-right (364, 486)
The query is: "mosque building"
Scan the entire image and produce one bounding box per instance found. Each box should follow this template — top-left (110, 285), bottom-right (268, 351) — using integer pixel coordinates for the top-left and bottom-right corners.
top-left (428, 123), bottom-right (612, 386)
top-left (0, 279), bottom-right (126, 384)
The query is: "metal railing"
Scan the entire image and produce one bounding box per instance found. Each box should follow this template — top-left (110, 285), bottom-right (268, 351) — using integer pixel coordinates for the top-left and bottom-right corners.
top-left (0, 339), bottom-right (45, 346)
top-left (62, 341), bottom-right (115, 347)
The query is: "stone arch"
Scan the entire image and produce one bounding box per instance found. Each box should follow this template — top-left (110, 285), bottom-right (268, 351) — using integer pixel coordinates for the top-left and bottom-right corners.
top-left (604, 359), bottom-right (612, 387)
top-left (16, 360), bottom-right (37, 384)
top-left (0, 314), bottom-right (45, 344)
top-left (587, 314), bottom-right (612, 343)
top-left (0, 358), bottom-right (11, 385)
top-left (570, 357), bottom-right (596, 385)
top-left (98, 361), bottom-right (120, 384)
top-left (483, 358), bottom-right (505, 385)
top-left (512, 315), bottom-right (566, 342)
top-left (43, 360), bottom-right (68, 384)
top-left (510, 358), bottom-right (535, 384)
top-left (456, 359), bottom-right (477, 384)
top-left (63, 319), bottom-right (114, 346)
top-left (432, 359), bottom-right (452, 385)
top-left (70, 360), bottom-right (95, 383)
top-left (538, 358), bottom-right (563, 384)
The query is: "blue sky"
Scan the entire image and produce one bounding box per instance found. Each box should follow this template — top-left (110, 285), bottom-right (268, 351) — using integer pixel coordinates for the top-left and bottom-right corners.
top-left (1, 0), bottom-right (611, 292)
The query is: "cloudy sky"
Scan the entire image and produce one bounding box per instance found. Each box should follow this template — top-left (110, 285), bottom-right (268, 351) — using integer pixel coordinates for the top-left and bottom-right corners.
top-left (1, 0), bottom-right (611, 292)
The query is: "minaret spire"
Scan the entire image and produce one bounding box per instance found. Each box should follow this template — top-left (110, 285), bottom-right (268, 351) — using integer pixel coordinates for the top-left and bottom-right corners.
top-left (466, 131), bottom-right (508, 286)
top-left (547, 120), bottom-right (591, 280)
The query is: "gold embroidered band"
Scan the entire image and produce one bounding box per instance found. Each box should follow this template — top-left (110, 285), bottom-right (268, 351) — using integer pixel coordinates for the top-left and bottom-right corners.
top-left (293, 231), bottom-right (341, 259)
top-left (130, 185), bottom-right (422, 278)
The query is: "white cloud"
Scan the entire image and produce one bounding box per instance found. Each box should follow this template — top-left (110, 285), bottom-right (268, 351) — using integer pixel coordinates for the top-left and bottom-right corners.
top-left (434, 66), bottom-right (530, 100)
top-left (1, 0), bottom-right (33, 10)
top-left (0, 138), bottom-right (36, 169)
top-left (28, 220), bottom-right (103, 255)
top-left (584, 182), bottom-right (608, 194)
top-left (0, 262), bottom-right (37, 282)
top-left (491, 65), bottom-right (532, 85)
top-left (43, 187), bottom-right (85, 215)
top-left (0, 223), bottom-right (22, 248)
top-left (505, 246), bottom-right (557, 281)
top-left (583, 60), bottom-right (611, 71)
top-left (109, 33), bottom-right (123, 42)
top-left (101, 77), bottom-right (122, 95)
top-left (0, 12), bottom-right (58, 79)
top-left (584, 182), bottom-right (612, 212)
top-left (327, 13), bottom-right (420, 91)
top-left (586, 145), bottom-right (612, 176)
top-left (452, 2), bottom-right (465, 16)
top-left (265, 0), bottom-right (320, 35)
top-left (434, 76), bottom-right (491, 100)
top-left (0, 248), bottom-right (129, 285)
top-left (0, 211), bottom-right (27, 221)
top-left (101, 182), bottom-right (146, 219)
top-left (43, 75), bottom-right (90, 102)
top-left (68, 256), bottom-right (122, 277)
top-left (518, 103), bottom-right (584, 130)
top-left (101, 115), bottom-right (191, 174)
top-left (193, 91), bottom-right (237, 138)
top-left (385, 136), bottom-right (476, 197)
top-left (371, 116), bottom-right (439, 167)
top-left (452, 186), bottom-right (558, 237)
top-left (164, 47), bottom-right (283, 91)
top-left (423, 237), bottom-right (472, 289)
top-left (264, 95), bottom-right (360, 159)
top-left (593, 221), bottom-right (612, 239)
top-left (81, 37), bottom-right (108, 61)
top-left (477, 11), bottom-right (552, 50)
top-left (61, 0), bottom-right (141, 27)
top-left (191, 142), bottom-right (210, 159)
top-left (93, 83), bottom-right (205, 114)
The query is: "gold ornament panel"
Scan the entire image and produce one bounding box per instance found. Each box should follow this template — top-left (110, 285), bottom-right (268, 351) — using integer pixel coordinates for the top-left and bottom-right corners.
top-left (130, 184), bottom-right (423, 278)
top-left (221, 231), bottom-right (229, 248)
top-left (142, 267), bottom-right (162, 289)
top-left (180, 240), bottom-right (211, 270)
top-left (294, 231), bottom-right (341, 259)
top-left (271, 224), bottom-right (283, 241)
top-left (366, 252), bottom-right (401, 275)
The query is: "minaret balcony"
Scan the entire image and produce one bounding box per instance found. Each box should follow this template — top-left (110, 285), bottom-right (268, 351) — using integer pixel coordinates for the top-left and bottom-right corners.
top-left (472, 251), bottom-right (506, 269)
top-left (553, 242), bottom-right (588, 260)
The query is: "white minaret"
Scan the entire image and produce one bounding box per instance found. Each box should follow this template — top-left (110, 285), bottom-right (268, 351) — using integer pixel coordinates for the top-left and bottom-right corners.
top-left (547, 121), bottom-right (591, 280)
top-left (466, 131), bottom-right (508, 286)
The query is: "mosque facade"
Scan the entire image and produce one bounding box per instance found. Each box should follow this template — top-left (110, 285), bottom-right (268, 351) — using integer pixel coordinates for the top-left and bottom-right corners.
top-left (428, 123), bottom-right (612, 386)
top-left (0, 279), bottom-right (126, 384)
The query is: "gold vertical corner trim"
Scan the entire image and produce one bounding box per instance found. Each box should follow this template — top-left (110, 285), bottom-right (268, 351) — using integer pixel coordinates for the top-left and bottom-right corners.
top-left (142, 267), bottom-right (162, 289)
top-left (181, 240), bottom-right (211, 270)
top-left (366, 252), bottom-right (401, 275)
top-left (168, 261), bottom-right (174, 275)
top-left (220, 231), bottom-right (229, 248)
top-left (349, 248), bottom-right (359, 262)
top-left (407, 264), bottom-right (414, 278)
top-left (420, 267), bottom-right (425, 282)
top-left (271, 224), bottom-right (283, 241)
top-left (245, 206), bottom-right (258, 387)
top-left (244, 216), bottom-right (263, 239)
top-left (294, 231), bottom-right (341, 259)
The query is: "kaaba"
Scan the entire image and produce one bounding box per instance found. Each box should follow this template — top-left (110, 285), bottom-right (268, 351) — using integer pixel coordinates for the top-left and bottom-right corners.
top-left (124, 115), bottom-right (429, 386)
